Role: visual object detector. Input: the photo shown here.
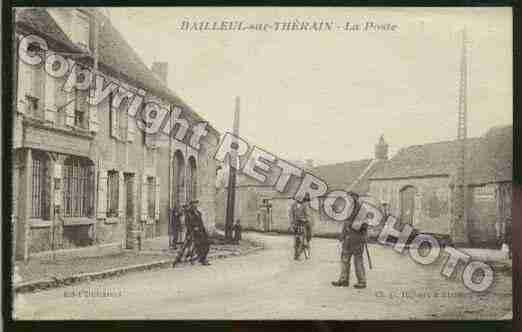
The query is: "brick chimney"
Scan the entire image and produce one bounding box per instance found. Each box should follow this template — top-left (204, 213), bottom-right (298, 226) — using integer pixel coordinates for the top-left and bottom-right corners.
top-left (375, 135), bottom-right (389, 160)
top-left (151, 62), bottom-right (168, 84)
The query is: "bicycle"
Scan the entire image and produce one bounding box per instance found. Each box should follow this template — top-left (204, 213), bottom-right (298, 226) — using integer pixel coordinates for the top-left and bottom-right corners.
top-left (172, 228), bottom-right (202, 267)
top-left (293, 221), bottom-right (311, 260)
top-left (172, 208), bottom-right (199, 268)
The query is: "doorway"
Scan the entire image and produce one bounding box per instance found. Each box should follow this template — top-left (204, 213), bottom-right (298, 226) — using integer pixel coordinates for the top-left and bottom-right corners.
top-left (400, 186), bottom-right (417, 225)
top-left (124, 173), bottom-right (135, 249)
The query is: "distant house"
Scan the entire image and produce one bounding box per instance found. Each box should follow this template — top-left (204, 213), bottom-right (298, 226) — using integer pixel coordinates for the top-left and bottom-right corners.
top-left (368, 125), bottom-right (512, 246)
top-left (216, 136), bottom-right (389, 236)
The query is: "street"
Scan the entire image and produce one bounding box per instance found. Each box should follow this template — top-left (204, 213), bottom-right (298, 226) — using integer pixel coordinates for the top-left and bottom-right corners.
top-left (14, 233), bottom-right (512, 320)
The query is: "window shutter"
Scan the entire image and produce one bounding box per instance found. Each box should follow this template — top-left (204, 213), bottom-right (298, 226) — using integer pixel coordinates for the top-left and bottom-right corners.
top-left (44, 75), bottom-right (56, 123)
top-left (65, 90), bottom-right (75, 126)
top-left (127, 114), bottom-right (136, 142)
top-left (110, 100), bottom-right (120, 139)
top-left (154, 176), bottom-right (160, 220)
top-left (140, 174), bottom-right (148, 221)
top-left (17, 60), bottom-right (33, 114)
top-left (118, 172), bottom-right (125, 218)
top-left (88, 101), bottom-right (99, 133)
top-left (97, 168), bottom-right (107, 218)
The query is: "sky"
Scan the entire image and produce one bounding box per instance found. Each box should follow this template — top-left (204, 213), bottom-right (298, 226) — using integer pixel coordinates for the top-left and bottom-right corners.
top-left (107, 7), bottom-right (512, 165)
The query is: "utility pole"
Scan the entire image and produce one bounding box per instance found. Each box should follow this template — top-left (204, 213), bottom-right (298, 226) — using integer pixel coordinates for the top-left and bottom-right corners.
top-left (225, 97), bottom-right (240, 241)
top-left (452, 28), bottom-right (469, 245)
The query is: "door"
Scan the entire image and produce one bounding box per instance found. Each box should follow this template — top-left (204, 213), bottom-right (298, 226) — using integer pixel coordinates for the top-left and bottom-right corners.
top-left (400, 186), bottom-right (416, 225)
top-left (124, 173), bottom-right (135, 249)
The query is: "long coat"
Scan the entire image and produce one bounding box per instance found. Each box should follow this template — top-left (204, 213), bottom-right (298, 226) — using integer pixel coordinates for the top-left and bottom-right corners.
top-left (340, 203), bottom-right (367, 255)
top-left (168, 208), bottom-right (182, 236)
top-left (186, 207), bottom-right (208, 239)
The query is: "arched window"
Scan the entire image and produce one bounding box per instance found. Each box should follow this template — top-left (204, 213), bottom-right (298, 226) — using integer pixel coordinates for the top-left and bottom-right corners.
top-left (187, 157), bottom-right (197, 202)
top-left (63, 156), bottom-right (94, 217)
top-left (172, 150), bottom-right (185, 207)
top-left (31, 150), bottom-right (50, 220)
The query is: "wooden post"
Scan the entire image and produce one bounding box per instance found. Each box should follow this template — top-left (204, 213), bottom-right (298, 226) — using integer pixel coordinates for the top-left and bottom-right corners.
top-left (225, 97), bottom-right (240, 241)
top-left (451, 28), bottom-right (469, 246)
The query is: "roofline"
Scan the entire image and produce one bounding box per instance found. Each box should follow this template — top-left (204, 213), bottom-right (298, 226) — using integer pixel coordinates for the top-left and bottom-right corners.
top-left (369, 174), bottom-right (450, 181)
top-left (16, 8), bottom-right (220, 138)
top-left (449, 179), bottom-right (512, 187)
top-left (312, 158), bottom-right (373, 170)
top-left (347, 159), bottom-right (379, 191)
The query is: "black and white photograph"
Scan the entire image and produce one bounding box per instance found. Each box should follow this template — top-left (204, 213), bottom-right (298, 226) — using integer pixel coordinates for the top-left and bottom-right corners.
top-left (9, 6), bottom-right (513, 321)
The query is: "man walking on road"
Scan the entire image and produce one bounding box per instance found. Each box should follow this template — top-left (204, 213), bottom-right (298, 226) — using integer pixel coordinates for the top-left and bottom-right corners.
top-left (332, 194), bottom-right (368, 289)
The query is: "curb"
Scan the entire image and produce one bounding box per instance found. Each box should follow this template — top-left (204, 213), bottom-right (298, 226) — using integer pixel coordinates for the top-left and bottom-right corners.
top-left (15, 246), bottom-right (263, 294)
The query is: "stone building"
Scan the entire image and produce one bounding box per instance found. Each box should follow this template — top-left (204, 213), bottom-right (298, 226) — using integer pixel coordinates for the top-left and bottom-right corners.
top-left (368, 125), bottom-right (512, 246)
top-left (13, 8), bottom-right (220, 261)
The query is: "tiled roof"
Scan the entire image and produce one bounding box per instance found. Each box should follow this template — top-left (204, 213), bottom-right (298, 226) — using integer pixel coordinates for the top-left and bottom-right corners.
top-left (16, 8), bottom-right (219, 135)
top-left (311, 159), bottom-right (384, 194)
top-left (16, 8), bottom-right (83, 53)
top-left (370, 125), bottom-right (512, 185)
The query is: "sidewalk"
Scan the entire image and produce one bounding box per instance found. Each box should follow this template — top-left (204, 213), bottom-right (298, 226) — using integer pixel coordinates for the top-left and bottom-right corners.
top-left (14, 235), bottom-right (263, 294)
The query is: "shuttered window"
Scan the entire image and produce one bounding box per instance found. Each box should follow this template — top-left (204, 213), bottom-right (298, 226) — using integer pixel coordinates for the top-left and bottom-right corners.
top-left (147, 177), bottom-right (155, 218)
top-left (63, 157), bottom-right (94, 217)
top-left (109, 92), bottom-right (120, 139)
top-left (31, 153), bottom-right (49, 219)
top-left (74, 88), bottom-right (88, 128)
top-left (107, 170), bottom-right (119, 217)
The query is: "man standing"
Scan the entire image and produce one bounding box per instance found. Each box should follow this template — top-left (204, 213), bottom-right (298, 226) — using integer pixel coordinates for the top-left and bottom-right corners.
top-left (232, 219), bottom-right (242, 244)
top-left (185, 200), bottom-right (211, 265)
top-left (168, 206), bottom-right (182, 249)
top-left (332, 195), bottom-right (367, 288)
top-left (289, 193), bottom-right (312, 260)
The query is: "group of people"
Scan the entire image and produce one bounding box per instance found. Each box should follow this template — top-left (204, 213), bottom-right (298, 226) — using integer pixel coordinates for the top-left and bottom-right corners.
top-left (171, 193), bottom-right (370, 287)
top-left (169, 200), bottom-right (211, 266)
top-left (289, 192), bottom-right (368, 289)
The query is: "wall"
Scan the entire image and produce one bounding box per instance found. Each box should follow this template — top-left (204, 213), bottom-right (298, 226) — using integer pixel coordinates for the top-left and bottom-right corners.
top-left (467, 183), bottom-right (510, 246)
top-left (368, 176), bottom-right (452, 235)
top-left (13, 10), bottom-right (220, 258)
top-left (156, 130), bottom-right (220, 237)
top-left (215, 184), bottom-right (345, 237)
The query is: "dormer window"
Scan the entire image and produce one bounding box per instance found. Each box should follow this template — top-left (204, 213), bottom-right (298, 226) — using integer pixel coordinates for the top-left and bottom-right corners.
top-left (73, 10), bottom-right (92, 51)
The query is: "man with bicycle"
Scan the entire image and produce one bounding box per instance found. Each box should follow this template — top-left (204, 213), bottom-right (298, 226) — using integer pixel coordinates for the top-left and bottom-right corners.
top-left (289, 193), bottom-right (312, 260)
top-left (185, 200), bottom-right (211, 265)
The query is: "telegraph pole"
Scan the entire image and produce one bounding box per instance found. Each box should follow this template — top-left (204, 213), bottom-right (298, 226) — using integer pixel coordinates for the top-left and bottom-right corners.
top-left (452, 28), bottom-right (469, 245)
top-left (225, 97), bottom-right (240, 241)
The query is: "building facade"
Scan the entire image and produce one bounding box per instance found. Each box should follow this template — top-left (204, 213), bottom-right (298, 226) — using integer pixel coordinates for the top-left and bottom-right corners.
top-left (216, 137), bottom-right (388, 236)
top-left (13, 8), bottom-right (220, 261)
top-left (368, 126), bottom-right (512, 246)
top-left (217, 127), bottom-right (512, 247)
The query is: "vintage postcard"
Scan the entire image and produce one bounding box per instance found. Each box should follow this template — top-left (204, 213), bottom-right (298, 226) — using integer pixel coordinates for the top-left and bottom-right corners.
top-left (10, 7), bottom-right (512, 320)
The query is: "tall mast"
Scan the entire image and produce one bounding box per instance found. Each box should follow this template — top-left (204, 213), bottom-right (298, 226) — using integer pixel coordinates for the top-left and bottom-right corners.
top-left (452, 28), bottom-right (469, 245)
top-left (225, 97), bottom-right (240, 241)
